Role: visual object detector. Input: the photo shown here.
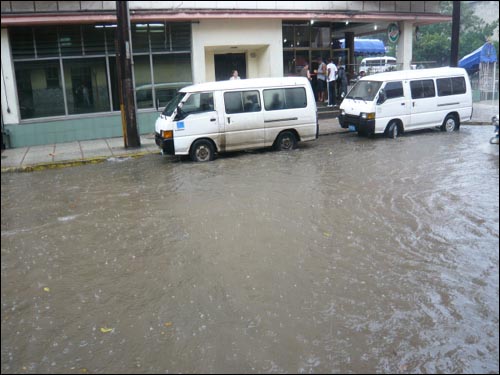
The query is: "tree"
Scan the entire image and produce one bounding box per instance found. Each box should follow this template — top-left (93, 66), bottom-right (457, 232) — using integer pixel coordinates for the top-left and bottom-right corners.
top-left (413, 1), bottom-right (498, 66)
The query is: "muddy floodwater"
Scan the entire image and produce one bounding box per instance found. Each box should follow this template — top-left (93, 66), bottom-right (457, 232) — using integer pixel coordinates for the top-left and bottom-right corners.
top-left (1, 126), bottom-right (499, 373)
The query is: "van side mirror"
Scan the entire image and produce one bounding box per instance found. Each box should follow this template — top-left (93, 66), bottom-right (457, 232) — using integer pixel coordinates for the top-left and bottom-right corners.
top-left (377, 89), bottom-right (386, 105)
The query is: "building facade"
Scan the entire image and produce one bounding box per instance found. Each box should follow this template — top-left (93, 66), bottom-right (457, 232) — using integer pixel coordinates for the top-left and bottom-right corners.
top-left (1, 1), bottom-right (449, 148)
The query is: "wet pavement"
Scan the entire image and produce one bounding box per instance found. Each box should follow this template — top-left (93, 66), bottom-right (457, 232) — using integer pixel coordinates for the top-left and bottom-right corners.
top-left (1, 126), bottom-right (499, 374)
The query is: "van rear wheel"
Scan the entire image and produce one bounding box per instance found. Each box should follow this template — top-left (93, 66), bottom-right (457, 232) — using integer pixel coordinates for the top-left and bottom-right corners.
top-left (441, 115), bottom-right (458, 132)
top-left (274, 131), bottom-right (297, 151)
top-left (190, 139), bottom-right (215, 162)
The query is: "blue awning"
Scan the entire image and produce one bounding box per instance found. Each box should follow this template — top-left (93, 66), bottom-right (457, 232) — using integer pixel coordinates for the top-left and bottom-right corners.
top-left (459, 42), bottom-right (497, 72)
top-left (340, 38), bottom-right (386, 56)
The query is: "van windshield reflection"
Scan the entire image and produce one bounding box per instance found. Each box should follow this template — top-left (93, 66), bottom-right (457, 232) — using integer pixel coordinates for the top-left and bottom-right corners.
top-left (346, 81), bottom-right (382, 101)
top-left (162, 93), bottom-right (185, 117)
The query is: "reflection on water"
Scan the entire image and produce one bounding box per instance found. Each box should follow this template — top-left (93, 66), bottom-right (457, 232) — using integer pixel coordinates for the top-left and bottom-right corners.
top-left (2, 126), bottom-right (498, 373)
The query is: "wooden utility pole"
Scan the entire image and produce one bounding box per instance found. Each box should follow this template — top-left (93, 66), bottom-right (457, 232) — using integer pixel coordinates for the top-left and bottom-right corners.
top-left (450, 0), bottom-right (460, 67)
top-left (116, 0), bottom-right (140, 147)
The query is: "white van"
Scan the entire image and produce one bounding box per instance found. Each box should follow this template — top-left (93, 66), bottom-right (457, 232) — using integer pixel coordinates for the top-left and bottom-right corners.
top-left (359, 56), bottom-right (397, 75)
top-left (339, 67), bottom-right (472, 138)
top-left (155, 77), bottom-right (318, 161)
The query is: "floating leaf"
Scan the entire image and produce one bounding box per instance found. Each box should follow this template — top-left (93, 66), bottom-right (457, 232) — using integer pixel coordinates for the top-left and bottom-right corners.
top-left (43, 287), bottom-right (50, 292)
top-left (100, 327), bottom-right (113, 333)
top-left (163, 322), bottom-right (173, 327)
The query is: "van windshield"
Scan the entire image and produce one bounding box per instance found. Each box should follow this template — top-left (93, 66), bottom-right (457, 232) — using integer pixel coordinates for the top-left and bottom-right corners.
top-left (162, 92), bottom-right (186, 117)
top-left (346, 81), bottom-right (383, 101)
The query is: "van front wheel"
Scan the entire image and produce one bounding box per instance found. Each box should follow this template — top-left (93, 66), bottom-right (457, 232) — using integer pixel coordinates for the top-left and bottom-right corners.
top-left (274, 131), bottom-right (297, 151)
top-left (190, 139), bottom-right (215, 162)
top-left (386, 121), bottom-right (399, 139)
top-left (441, 115), bottom-right (458, 132)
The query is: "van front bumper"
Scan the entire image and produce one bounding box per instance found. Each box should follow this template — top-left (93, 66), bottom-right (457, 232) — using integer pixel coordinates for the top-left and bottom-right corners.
top-left (339, 114), bottom-right (375, 134)
top-left (155, 133), bottom-right (175, 155)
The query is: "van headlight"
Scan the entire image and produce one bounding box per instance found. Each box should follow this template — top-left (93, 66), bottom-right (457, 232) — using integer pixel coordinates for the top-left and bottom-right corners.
top-left (360, 112), bottom-right (376, 120)
top-left (341, 109), bottom-right (346, 116)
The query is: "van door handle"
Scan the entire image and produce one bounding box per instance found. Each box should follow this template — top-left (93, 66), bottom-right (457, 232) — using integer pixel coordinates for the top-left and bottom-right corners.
top-left (412, 102), bottom-right (416, 107)
top-left (401, 102), bottom-right (405, 106)
top-left (210, 118), bottom-right (216, 122)
top-left (227, 117), bottom-right (231, 124)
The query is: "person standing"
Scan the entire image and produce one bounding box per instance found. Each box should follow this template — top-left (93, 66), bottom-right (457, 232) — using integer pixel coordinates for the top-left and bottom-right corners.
top-left (229, 70), bottom-right (241, 80)
top-left (316, 57), bottom-right (327, 102)
top-left (300, 62), bottom-right (312, 81)
top-left (326, 58), bottom-right (338, 107)
top-left (337, 65), bottom-right (348, 101)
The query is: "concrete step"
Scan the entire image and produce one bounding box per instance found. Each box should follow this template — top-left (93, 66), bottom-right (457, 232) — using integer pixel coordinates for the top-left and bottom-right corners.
top-left (317, 103), bottom-right (340, 119)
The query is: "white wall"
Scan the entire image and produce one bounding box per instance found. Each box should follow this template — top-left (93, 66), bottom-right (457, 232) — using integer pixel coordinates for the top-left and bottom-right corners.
top-left (1, 28), bottom-right (19, 125)
top-left (191, 19), bottom-right (283, 83)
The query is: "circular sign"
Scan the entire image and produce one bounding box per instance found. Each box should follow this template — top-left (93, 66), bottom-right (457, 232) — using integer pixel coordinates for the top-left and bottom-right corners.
top-left (387, 23), bottom-right (400, 44)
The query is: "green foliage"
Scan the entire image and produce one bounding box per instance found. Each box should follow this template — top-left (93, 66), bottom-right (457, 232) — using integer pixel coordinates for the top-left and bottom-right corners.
top-left (413, 1), bottom-right (498, 65)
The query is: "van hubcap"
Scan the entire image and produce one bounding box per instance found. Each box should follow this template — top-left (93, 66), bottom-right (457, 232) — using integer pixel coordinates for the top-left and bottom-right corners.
top-left (281, 137), bottom-right (292, 149)
top-left (196, 146), bottom-right (210, 161)
top-left (445, 119), bottom-right (455, 132)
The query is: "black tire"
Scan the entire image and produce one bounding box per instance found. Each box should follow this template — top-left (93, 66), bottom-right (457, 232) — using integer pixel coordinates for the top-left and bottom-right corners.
top-left (190, 139), bottom-right (215, 162)
top-left (386, 121), bottom-right (399, 139)
top-left (274, 131), bottom-right (297, 151)
top-left (441, 114), bottom-right (458, 132)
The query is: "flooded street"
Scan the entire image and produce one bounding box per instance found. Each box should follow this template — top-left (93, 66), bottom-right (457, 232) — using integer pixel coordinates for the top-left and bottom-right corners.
top-left (2, 126), bottom-right (499, 374)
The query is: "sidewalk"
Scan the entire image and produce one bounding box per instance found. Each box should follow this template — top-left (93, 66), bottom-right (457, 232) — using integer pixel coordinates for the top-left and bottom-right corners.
top-left (1, 99), bottom-right (497, 173)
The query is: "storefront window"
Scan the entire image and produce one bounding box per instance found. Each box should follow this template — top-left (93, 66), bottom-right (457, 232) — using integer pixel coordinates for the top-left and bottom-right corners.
top-left (153, 53), bottom-right (193, 107)
top-left (295, 25), bottom-right (310, 48)
top-left (59, 25), bottom-right (83, 56)
top-left (132, 24), bottom-right (150, 53)
top-left (134, 55), bottom-right (153, 109)
top-left (35, 27), bottom-right (59, 57)
top-left (10, 22), bottom-right (192, 119)
top-left (63, 58), bottom-right (110, 115)
top-left (15, 60), bottom-right (65, 119)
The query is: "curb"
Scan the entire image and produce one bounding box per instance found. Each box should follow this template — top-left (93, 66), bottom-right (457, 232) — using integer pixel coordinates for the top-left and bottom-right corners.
top-left (1, 150), bottom-right (158, 173)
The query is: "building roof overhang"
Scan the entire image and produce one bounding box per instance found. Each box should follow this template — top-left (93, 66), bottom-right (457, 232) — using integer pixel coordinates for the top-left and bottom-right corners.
top-left (1, 10), bottom-right (451, 27)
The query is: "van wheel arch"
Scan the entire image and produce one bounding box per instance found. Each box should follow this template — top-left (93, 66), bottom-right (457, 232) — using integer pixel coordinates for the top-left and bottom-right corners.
top-left (189, 138), bottom-right (217, 162)
top-left (385, 120), bottom-right (403, 138)
top-left (273, 129), bottom-right (299, 151)
top-left (441, 113), bottom-right (460, 132)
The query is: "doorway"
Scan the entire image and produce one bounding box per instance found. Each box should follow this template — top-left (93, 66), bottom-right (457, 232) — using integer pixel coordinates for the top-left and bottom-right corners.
top-left (215, 53), bottom-right (246, 81)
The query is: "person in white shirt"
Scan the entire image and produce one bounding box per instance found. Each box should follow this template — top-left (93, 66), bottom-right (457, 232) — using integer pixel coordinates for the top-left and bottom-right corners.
top-left (229, 70), bottom-right (241, 80)
top-left (326, 58), bottom-right (338, 107)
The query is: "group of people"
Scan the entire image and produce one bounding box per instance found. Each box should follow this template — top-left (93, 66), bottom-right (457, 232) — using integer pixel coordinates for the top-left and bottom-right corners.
top-left (300, 57), bottom-right (348, 107)
top-left (229, 61), bottom-right (349, 107)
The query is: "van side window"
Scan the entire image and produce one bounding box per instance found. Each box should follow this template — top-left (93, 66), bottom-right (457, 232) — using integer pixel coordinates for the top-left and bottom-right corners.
top-left (384, 81), bottom-right (404, 99)
top-left (451, 77), bottom-right (466, 94)
top-left (182, 92), bottom-right (214, 116)
top-left (224, 90), bottom-right (261, 114)
top-left (437, 77), bottom-right (467, 96)
top-left (410, 79), bottom-right (435, 99)
top-left (263, 87), bottom-right (307, 111)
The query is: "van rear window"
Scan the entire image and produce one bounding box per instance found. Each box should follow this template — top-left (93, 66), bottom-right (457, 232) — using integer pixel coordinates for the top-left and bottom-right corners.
top-left (437, 77), bottom-right (466, 96)
top-left (263, 87), bottom-right (307, 111)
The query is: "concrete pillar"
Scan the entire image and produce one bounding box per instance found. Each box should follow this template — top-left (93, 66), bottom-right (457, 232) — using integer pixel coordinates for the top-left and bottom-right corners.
top-left (1, 29), bottom-right (20, 125)
top-left (396, 21), bottom-right (413, 71)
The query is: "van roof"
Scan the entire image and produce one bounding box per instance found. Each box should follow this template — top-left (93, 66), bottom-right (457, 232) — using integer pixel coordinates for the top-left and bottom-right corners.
top-left (359, 67), bottom-right (468, 82)
top-left (180, 77), bottom-right (310, 93)
top-left (361, 56), bottom-right (396, 61)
